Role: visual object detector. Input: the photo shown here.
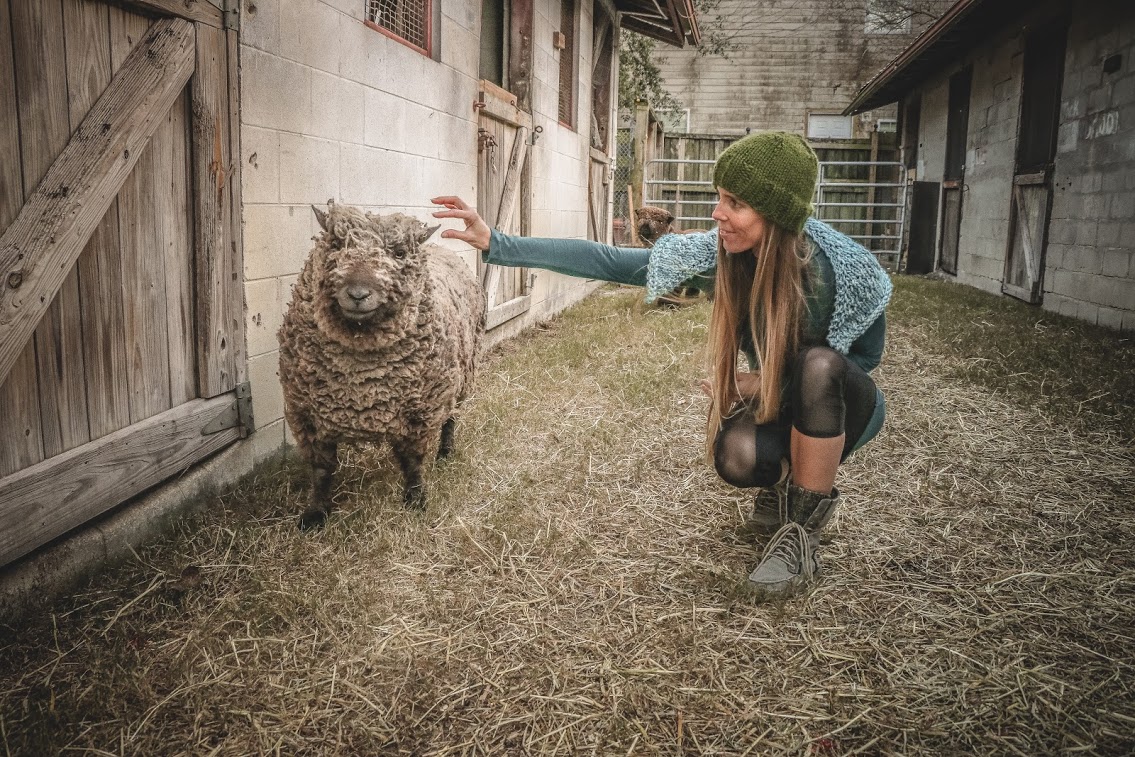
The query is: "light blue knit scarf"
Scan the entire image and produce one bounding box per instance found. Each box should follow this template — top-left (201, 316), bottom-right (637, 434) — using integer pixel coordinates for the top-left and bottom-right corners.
top-left (645, 218), bottom-right (893, 354)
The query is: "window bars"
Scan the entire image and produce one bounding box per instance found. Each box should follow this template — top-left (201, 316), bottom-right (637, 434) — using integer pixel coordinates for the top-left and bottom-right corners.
top-left (365, 0), bottom-right (430, 54)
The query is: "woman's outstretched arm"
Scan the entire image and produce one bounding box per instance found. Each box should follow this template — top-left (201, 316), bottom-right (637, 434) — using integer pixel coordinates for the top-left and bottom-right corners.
top-left (431, 196), bottom-right (652, 287)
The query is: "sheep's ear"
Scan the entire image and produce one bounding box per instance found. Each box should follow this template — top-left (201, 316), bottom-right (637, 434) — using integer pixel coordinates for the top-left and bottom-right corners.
top-left (312, 205), bottom-right (330, 232)
top-left (416, 223), bottom-right (440, 245)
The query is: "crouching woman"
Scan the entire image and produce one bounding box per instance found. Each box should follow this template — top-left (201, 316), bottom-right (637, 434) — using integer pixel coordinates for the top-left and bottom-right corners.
top-left (432, 131), bottom-right (891, 600)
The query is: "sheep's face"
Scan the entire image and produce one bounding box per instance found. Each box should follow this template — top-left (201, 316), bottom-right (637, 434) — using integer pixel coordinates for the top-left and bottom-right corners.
top-left (312, 205), bottom-right (439, 329)
top-left (636, 206), bottom-right (674, 245)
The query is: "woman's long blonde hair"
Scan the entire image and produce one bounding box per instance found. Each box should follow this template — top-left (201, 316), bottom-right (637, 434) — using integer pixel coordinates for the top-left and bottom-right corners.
top-left (705, 223), bottom-right (811, 456)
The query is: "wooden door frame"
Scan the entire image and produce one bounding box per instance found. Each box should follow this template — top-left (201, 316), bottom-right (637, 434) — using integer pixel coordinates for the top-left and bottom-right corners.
top-left (0, 4), bottom-right (248, 568)
top-left (937, 65), bottom-right (972, 276)
top-left (1001, 21), bottom-right (1068, 304)
top-left (477, 85), bottom-right (533, 330)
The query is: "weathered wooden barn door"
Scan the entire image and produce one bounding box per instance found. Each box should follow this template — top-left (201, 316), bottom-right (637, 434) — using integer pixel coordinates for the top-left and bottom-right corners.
top-left (938, 66), bottom-right (972, 276)
top-left (587, 10), bottom-right (614, 242)
top-left (1003, 23), bottom-right (1067, 303)
top-left (0, 0), bottom-right (246, 568)
top-left (476, 86), bottom-right (532, 329)
top-left (476, 0), bottom-right (533, 330)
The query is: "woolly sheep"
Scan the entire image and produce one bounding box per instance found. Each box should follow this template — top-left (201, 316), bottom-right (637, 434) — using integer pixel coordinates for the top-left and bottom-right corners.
top-left (278, 203), bottom-right (485, 530)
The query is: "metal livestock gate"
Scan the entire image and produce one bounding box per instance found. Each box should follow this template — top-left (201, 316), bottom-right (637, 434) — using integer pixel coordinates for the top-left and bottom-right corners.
top-left (642, 157), bottom-right (908, 268)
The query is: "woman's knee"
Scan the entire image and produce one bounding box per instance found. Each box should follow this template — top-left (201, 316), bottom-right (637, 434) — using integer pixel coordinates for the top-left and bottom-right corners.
top-left (713, 418), bottom-right (787, 488)
top-left (793, 346), bottom-right (848, 390)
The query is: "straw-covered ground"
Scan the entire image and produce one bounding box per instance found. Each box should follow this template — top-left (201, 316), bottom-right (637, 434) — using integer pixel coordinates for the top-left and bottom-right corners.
top-left (2, 277), bottom-right (1134, 755)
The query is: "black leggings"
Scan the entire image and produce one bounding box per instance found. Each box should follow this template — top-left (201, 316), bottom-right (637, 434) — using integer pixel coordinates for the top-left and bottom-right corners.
top-left (713, 346), bottom-right (878, 488)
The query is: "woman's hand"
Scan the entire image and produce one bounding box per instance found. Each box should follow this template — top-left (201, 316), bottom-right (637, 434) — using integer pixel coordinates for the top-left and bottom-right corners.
top-left (698, 371), bottom-right (761, 403)
top-left (431, 196), bottom-right (492, 251)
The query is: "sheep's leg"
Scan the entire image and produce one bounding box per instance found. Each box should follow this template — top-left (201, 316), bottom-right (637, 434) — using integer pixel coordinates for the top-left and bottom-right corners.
top-left (299, 441), bottom-right (338, 531)
top-left (438, 417), bottom-right (456, 459)
top-left (393, 444), bottom-right (427, 510)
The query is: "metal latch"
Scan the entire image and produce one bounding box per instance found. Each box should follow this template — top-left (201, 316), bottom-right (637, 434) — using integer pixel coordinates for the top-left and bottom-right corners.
top-left (202, 381), bottom-right (255, 437)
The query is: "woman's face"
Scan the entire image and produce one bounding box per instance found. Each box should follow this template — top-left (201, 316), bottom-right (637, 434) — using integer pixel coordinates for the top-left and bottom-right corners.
top-left (712, 188), bottom-right (766, 254)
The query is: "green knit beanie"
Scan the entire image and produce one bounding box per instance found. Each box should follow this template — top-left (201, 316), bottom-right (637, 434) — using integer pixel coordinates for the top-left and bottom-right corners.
top-left (713, 131), bottom-right (819, 234)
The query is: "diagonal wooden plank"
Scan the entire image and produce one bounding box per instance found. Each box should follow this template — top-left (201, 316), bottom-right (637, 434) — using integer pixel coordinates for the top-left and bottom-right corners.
top-left (85, 0), bottom-right (223, 27)
top-left (483, 127), bottom-right (529, 301)
top-left (0, 16), bottom-right (195, 387)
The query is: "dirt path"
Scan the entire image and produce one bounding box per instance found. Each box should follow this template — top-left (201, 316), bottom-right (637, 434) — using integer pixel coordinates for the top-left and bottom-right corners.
top-left (2, 286), bottom-right (1133, 755)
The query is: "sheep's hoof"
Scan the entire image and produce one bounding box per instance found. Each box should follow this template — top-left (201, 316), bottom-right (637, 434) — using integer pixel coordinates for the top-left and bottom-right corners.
top-left (298, 508), bottom-right (328, 531)
top-left (403, 489), bottom-right (426, 511)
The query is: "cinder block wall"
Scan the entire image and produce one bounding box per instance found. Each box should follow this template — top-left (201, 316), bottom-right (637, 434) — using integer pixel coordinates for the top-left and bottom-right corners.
top-left (955, 38), bottom-right (1023, 293)
top-left (239, 0), bottom-right (607, 446)
top-left (1047, 3), bottom-right (1135, 330)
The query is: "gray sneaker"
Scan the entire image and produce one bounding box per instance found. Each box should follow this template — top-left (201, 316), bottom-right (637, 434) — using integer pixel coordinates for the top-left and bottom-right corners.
top-left (745, 522), bottom-right (820, 598)
top-left (744, 485), bottom-right (840, 600)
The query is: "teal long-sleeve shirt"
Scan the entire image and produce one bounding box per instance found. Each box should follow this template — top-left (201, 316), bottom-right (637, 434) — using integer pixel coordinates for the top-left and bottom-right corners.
top-left (485, 229), bottom-right (887, 374)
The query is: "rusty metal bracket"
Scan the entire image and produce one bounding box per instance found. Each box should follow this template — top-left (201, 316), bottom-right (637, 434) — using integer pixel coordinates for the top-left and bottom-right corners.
top-left (202, 381), bottom-right (254, 437)
top-left (223, 0), bottom-right (240, 31)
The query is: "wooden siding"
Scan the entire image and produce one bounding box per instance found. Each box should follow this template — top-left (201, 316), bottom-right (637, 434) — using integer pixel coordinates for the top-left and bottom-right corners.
top-left (651, 0), bottom-right (954, 135)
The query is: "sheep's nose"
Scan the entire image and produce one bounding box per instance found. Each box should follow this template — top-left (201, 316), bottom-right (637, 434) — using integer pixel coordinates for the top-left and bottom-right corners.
top-left (347, 286), bottom-right (371, 303)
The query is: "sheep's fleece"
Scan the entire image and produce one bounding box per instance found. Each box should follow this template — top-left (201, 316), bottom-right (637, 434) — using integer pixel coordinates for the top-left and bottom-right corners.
top-left (278, 203), bottom-right (484, 524)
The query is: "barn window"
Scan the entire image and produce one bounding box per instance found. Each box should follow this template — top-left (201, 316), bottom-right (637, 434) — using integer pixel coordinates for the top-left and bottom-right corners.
top-left (557, 0), bottom-right (577, 127)
top-left (865, 0), bottom-right (911, 34)
top-left (365, 0), bottom-right (432, 55)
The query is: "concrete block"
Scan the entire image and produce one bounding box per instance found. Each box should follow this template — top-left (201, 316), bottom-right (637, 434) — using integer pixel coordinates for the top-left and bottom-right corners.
top-left (319, 0), bottom-right (359, 19)
top-left (1102, 276), bottom-right (1135, 310)
top-left (1102, 250), bottom-right (1133, 278)
top-left (1049, 220), bottom-right (1077, 246)
top-left (1087, 85), bottom-right (1112, 114)
top-left (1057, 121), bottom-right (1080, 153)
top-left (309, 71), bottom-right (365, 144)
top-left (279, 133), bottom-right (340, 205)
top-left (436, 113), bottom-right (475, 166)
top-left (1097, 306), bottom-right (1125, 329)
top-left (1114, 75), bottom-right (1135, 107)
top-left (242, 48), bottom-right (312, 133)
top-left (245, 277), bottom-right (285, 357)
top-left (280, 0), bottom-right (341, 74)
top-left (402, 102), bottom-right (443, 159)
top-left (1077, 300), bottom-right (1100, 324)
top-left (1110, 191), bottom-right (1135, 219)
top-left (1045, 292), bottom-right (1080, 318)
top-left (339, 12), bottom-right (391, 90)
top-left (1075, 221), bottom-right (1100, 247)
top-left (243, 205), bottom-right (317, 280)
top-left (340, 143), bottom-right (395, 205)
top-left (1123, 309), bottom-right (1135, 332)
top-left (241, 126), bottom-right (280, 205)
top-left (440, 15), bottom-right (480, 75)
top-left (1097, 221), bottom-right (1123, 247)
top-left (1084, 193), bottom-right (1109, 219)
top-left (242, 0), bottom-right (280, 54)
top-left (249, 350), bottom-right (286, 427)
top-left (364, 88), bottom-right (408, 152)
top-left (1070, 245), bottom-right (1102, 273)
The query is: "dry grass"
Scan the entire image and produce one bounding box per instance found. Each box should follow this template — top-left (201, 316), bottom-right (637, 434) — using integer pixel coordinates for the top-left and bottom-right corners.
top-left (2, 279), bottom-right (1134, 755)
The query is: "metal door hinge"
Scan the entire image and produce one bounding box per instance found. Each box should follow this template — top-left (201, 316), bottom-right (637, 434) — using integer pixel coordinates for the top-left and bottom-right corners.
top-left (223, 0), bottom-right (240, 31)
top-left (202, 381), bottom-right (255, 437)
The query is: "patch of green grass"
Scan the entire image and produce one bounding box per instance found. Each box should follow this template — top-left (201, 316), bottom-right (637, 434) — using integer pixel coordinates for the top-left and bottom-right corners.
top-left (889, 276), bottom-right (1135, 441)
